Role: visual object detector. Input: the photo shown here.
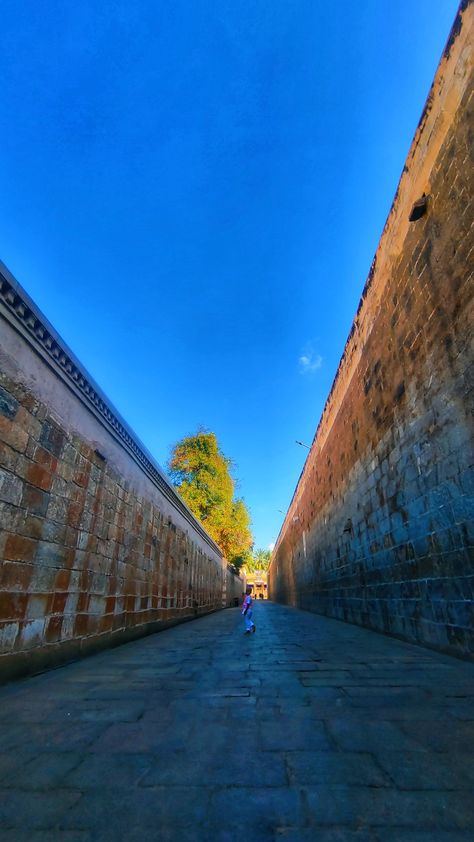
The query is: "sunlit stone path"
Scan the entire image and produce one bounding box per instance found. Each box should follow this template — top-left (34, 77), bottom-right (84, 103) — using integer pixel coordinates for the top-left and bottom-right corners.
top-left (1, 602), bottom-right (474, 841)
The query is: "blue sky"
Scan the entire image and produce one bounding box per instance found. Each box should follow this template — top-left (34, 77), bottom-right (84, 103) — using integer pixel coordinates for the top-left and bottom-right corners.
top-left (0, 1), bottom-right (459, 551)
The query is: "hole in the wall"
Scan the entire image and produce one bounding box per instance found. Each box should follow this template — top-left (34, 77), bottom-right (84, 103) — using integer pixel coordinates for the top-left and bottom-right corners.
top-left (409, 193), bottom-right (428, 221)
top-left (343, 518), bottom-right (353, 535)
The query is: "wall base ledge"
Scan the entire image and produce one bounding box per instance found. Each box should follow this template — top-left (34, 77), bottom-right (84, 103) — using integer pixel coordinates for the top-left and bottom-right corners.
top-left (271, 599), bottom-right (474, 663)
top-left (0, 607), bottom-right (221, 686)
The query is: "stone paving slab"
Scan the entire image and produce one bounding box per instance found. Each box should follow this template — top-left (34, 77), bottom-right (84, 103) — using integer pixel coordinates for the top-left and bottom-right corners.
top-left (1, 602), bottom-right (474, 840)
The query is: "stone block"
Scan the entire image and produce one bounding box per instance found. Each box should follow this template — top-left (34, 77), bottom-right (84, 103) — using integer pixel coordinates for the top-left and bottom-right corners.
top-left (0, 468), bottom-right (23, 505)
top-left (65, 753), bottom-right (152, 789)
top-left (49, 591), bottom-right (68, 614)
top-left (0, 790), bottom-right (81, 829)
top-left (39, 419), bottom-right (66, 458)
top-left (429, 503), bottom-right (456, 531)
top-left (74, 613), bottom-right (89, 636)
top-left (45, 615), bottom-right (64, 642)
top-left (35, 540), bottom-right (68, 568)
top-left (208, 787), bottom-right (301, 830)
top-left (41, 519), bottom-right (68, 544)
top-left (303, 786), bottom-right (474, 829)
top-left (4, 534), bottom-right (37, 563)
top-left (0, 385), bottom-right (19, 419)
top-left (10, 751), bottom-right (83, 789)
top-left (46, 494), bottom-right (68, 524)
top-left (26, 462), bottom-right (53, 492)
top-left (20, 483), bottom-right (50, 517)
top-left (326, 719), bottom-right (423, 753)
top-left (28, 565), bottom-right (57, 593)
top-left (25, 593), bottom-right (49, 620)
top-left (0, 417), bottom-right (28, 453)
top-left (0, 620), bottom-right (19, 650)
top-left (54, 569), bottom-right (71, 591)
top-left (50, 474), bottom-right (68, 497)
top-left (18, 617), bottom-right (46, 648)
top-left (66, 501), bottom-right (84, 529)
top-left (57, 461), bottom-right (75, 483)
top-left (32, 444), bottom-right (58, 472)
top-left (259, 719), bottom-right (332, 751)
top-left (0, 561), bottom-right (33, 591)
top-left (0, 441), bottom-right (18, 472)
top-left (286, 751), bottom-right (389, 786)
top-left (451, 495), bottom-right (474, 525)
top-left (459, 467), bottom-right (474, 496)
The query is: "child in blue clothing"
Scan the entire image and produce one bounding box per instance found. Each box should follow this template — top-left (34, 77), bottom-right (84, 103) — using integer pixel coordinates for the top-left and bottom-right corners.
top-left (241, 586), bottom-right (256, 634)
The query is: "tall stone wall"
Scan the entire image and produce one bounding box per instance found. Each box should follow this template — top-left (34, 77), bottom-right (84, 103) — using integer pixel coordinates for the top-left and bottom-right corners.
top-left (223, 566), bottom-right (246, 607)
top-left (268, 2), bottom-right (474, 658)
top-left (0, 263), bottom-right (225, 680)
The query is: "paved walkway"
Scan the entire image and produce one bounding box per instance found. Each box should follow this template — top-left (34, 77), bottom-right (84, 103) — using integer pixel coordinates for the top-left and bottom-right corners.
top-left (1, 603), bottom-right (474, 841)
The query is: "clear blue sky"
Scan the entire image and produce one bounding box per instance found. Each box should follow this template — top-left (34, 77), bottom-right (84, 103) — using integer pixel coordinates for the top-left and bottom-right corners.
top-left (0, 1), bottom-right (459, 551)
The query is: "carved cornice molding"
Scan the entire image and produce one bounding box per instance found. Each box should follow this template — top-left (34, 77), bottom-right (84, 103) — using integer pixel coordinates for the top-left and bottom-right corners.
top-left (0, 261), bottom-right (222, 557)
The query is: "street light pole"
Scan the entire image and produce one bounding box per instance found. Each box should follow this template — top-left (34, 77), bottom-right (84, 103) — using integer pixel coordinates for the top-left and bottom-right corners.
top-left (295, 440), bottom-right (311, 449)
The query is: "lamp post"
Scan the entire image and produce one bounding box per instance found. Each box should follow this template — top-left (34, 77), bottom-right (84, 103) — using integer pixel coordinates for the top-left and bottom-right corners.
top-left (295, 440), bottom-right (311, 449)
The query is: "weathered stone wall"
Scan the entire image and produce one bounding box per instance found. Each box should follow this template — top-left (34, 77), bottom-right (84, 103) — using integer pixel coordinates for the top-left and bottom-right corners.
top-left (0, 264), bottom-right (225, 680)
top-left (223, 566), bottom-right (245, 607)
top-left (269, 2), bottom-right (474, 658)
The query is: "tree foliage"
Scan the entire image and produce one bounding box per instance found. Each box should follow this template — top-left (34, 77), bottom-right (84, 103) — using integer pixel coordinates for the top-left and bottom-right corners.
top-left (245, 548), bottom-right (272, 573)
top-left (168, 429), bottom-right (253, 567)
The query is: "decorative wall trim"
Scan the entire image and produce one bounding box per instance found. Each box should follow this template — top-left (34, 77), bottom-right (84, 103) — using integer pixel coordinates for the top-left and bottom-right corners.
top-left (0, 260), bottom-right (222, 556)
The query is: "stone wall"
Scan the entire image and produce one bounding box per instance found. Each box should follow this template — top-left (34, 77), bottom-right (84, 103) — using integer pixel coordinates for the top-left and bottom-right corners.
top-left (0, 263), bottom-right (225, 681)
top-left (223, 566), bottom-right (246, 607)
top-left (268, 2), bottom-right (474, 658)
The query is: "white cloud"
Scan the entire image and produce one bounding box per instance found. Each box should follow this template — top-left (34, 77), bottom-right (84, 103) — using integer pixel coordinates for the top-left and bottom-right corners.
top-left (268, 543), bottom-right (275, 552)
top-left (298, 346), bottom-right (323, 374)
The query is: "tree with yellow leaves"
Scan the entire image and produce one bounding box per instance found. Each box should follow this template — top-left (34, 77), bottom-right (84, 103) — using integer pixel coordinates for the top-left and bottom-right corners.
top-left (168, 429), bottom-right (253, 570)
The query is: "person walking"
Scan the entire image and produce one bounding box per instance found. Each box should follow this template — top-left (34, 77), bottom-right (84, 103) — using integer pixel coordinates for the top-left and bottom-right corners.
top-left (241, 586), bottom-right (256, 634)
